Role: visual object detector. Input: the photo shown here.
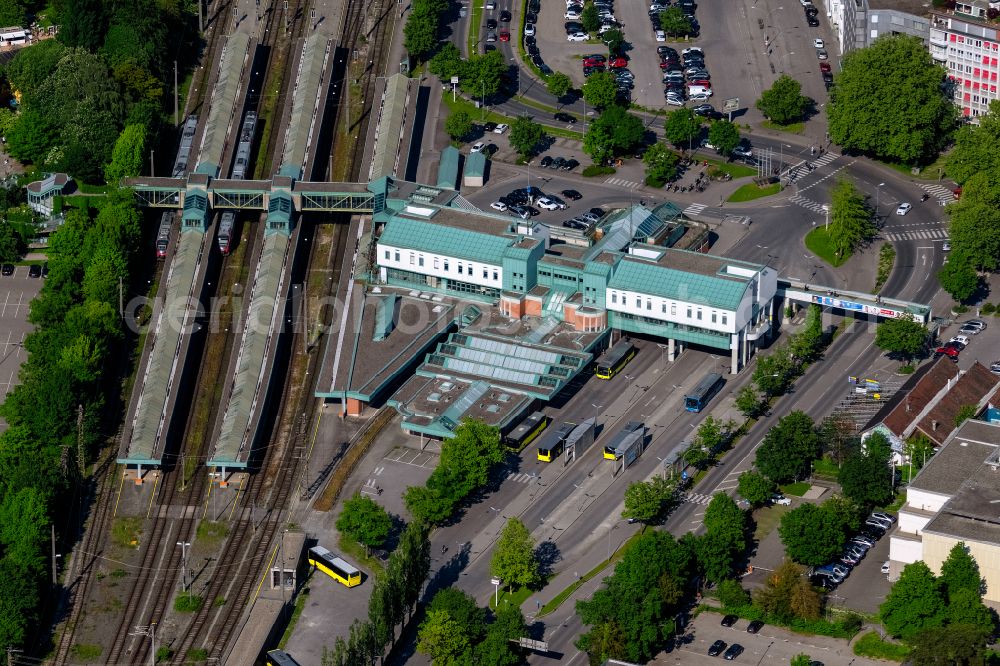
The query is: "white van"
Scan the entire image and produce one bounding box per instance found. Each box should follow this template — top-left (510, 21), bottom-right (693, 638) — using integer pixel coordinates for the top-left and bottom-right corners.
top-left (687, 85), bottom-right (712, 97)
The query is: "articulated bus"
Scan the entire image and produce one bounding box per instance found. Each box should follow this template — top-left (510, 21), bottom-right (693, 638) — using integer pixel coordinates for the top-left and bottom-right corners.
top-left (595, 340), bottom-right (635, 379)
top-left (684, 372), bottom-right (724, 413)
top-left (266, 650), bottom-right (302, 666)
top-left (308, 546), bottom-right (362, 587)
top-left (506, 411), bottom-right (549, 451)
top-left (537, 422), bottom-right (574, 462)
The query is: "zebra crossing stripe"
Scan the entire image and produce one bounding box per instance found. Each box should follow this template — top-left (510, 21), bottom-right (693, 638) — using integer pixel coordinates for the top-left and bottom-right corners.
top-left (684, 203), bottom-right (707, 215)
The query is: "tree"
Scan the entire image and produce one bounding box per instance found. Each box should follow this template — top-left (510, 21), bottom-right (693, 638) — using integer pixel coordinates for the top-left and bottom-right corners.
top-left (707, 120), bottom-right (740, 157)
top-left (827, 34), bottom-right (955, 164)
top-left (397, 520), bottom-right (431, 619)
top-left (756, 75), bottom-right (810, 126)
top-left (789, 305), bottom-right (824, 363)
top-left (581, 3), bottom-right (601, 33)
top-left (954, 404), bottom-right (977, 428)
top-left (582, 71), bottom-right (619, 110)
top-left (879, 561), bottom-right (946, 641)
top-left (428, 588), bottom-right (487, 640)
top-left (417, 609), bottom-right (470, 664)
top-left (790, 655), bottom-right (813, 666)
top-left (937, 250), bottom-right (980, 303)
top-left (737, 471), bottom-right (775, 507)
top-left (478, 605), bottom-right (526, 666)
top-left (585, 106), bottom-right (644, 160)
top-left (602, 29), bottom-right (625, 55)
top-left (404, 7), bottom-right (440, 59)
top-left (939, 542), bottom-right (984, 600)
top-left (946, 171), bottom-right (1000, 271)
top-left (828, 178), bottom-right (875, 257)
top-left (105, 124), bottom-right (147, 184)
top-left (663, 108), bottom-right (701, 148)
top-left (755, 411), bottom-right (820, 484)
top-left (909, 624), bottom-right (990, 666)
top-left (700, 493), bottom-right (748, 578)
top-left (491, 518), bottom-right (539, 592)
top-left (838, 435), bottom-right (894, 508)
top-left (753, 346), bottom-right (795, 397)
top-left (716, 579), bottom-right (751, 609)
top-left (445, 111), bottom-right (473, 142)
top-left (735, 385), bottom-right (765, 419)
top-left (508, 116), bottom-right (546, 158)
top-left (461, 50), bottom-right (507, 99)
top-left (623, 476), bottom-right (676, 523)
top-left (642, 142), bottom-right (679, 187)
top-left (946, 588), bottom-right (996, 636)
top-left (946, 100), bottom-right (1000, 185)
top-left (6, 38), bottom-right (66, 94)
top-left (336, 493), bottom-right (392, 552)
top-left (429, 42), bottom-right (464, 80)
top-left (659, 7), bottom-right (693, 36)
top-left (778, 503), bottom-right (847, 566)
top-left (547, 72), bottom-right (572, 100)
top-left (874, 315), bottom-right (928, 362)
top-left (753, 559), bottom-right (820, 623)
top-left (694, 416), bottom-right (730, 455)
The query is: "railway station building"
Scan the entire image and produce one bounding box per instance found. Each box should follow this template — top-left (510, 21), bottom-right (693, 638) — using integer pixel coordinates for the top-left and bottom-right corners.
top-left (318, 185), bottom-right (778, 432)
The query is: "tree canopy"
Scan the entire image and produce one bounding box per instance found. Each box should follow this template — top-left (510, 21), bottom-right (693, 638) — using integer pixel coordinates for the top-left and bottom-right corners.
top-left (753, 559), bottom-right (821, 623)
top-left (336, 493), bottom-right (392, 550)
top-left (946, 100), bottom-right (1000, 185)
top-left (828, 178), bottom-right (875, 257)
top-left (663, 108), bottom-right (700, 148)
top-left (937, 250), bottom-right (980, 303)
top-left (838, 432), bottom-right (894, 508)
top-left (707, 120), bottom-right (740, 157)
top-left (490, 518), bottom-right (540, 592)
top-left (547, 72), bottom-right (573, 100)
top-left (642, 142), bottom-right (679, 187)
top-left (940, 542), bottom-right (985, 600)
top-left (827, 34), bottom-right (955, 164)
top-left (756, 75), bottom-right (810, 126)
top-left (737, 471), bottom-right (775, 507)
top-left (584, 106), bottom-right (644, 163)
top-left (755, 411), bottom-right (820, 483)
top-left (944, 170), bottom-right (1000, 272)
top-left (622, 476), bottom-right (676, 523)
top-left (880, 561), bottom-right (947, 640)
top-left (778, 503), bottom-right (848, 566)
top-left (582, 71), bottom-right (619, 110)
top-left (874, 315), bottom-right (927, 361)
top-left (508, 116), bottom-right (546, 158)
top-left (659, 7), bottom-right (694, 36)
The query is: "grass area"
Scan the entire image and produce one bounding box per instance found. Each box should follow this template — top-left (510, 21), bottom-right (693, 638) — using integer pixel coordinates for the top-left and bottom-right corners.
top-left (178, 452), bottom-right (200, 492)
top-left (468, 0), bottom-right (484, 56)
top-left (195, 520), bottom-right (229, 544)
top-left (727, 182), bottom-right (780, 202)
top-left (538, 529), bottom-right (645, 617)
top-left (76, 182), bottom-right (110, 194)
top-left (910, 151), bottom-right (950, 180)
top-left (705, 158), bottom-right (757, 179)
top-left (761, 120), bottom-right (805, 133)
top-left (111, 517), bottom-right (143, 549)
top-left (880, 490), bottom-right (907, 513)
top-left (174, 593), bottom-right (204, 613)
top-left (252, 42), bottom-right (288, 180)
top-left (752, 504), bottom-right (789, 541)
top-left (811, 456), bottom-right (840, 480)
top-left (337, 532), bottom-right (386, 577)
top-left (71, 644), bottom-right (103, 661)
top-left (874, 242), bottom-right (896, 292)
top-left (804, 226), bottom-right (851, 267)
top-left (489, 583), bottom-right (534, 610)
top-left (853, 631), bottom-right (910, 661)
top-left (780, 481), bottom-right (811, 496)
top-left (62, 195), bottom-right (111, 213)
top-left (185, 647), bottom-right (209, 662)
top-left (278, 586), bottom-right (311, 648)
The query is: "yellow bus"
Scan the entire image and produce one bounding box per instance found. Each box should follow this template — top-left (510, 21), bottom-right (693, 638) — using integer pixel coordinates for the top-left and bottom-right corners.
top-left (267, 650), bottom-right (302, 666)
top-left (506, 411), bottom-right (549, 451)
top-left (537, 422), bottom-right (574, 462)
top-left (595, 340), bottom-right (635, 379)
top-left (308, 546), bottom-right (362, 587)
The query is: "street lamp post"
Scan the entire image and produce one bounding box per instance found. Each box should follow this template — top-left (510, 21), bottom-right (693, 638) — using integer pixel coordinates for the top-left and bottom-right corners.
top-left (875, 182), bottom-right (885, 222)
top-left (177, 541), bottom-right (192, 594)
top-left (822, 204), bottom-right (830, 230)
top-left (607, 523), bottom-right (620, 561)
top-left (657, 343), bottom-right (668, 366)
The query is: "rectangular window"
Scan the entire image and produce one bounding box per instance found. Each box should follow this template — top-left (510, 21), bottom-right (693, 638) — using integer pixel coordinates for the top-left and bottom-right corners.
top-left (409, 252), bottom-right (415, 265)
top-left (458, 263), bottom-right (464, 275)
top-left (384, 250), bottom-right (390, 259)
top-left (444, 259), bottom-right (449, 271)
top-left (483, 268), bottom-right (488, 279)
top-left (434, 257), bottom-right (440, 269)
top-left (611, 293), bottom-right (618, 304)
top-left (697, 309), bottom-right (703, 320)
top-left (493, 270), bottom-right (498, 280)
top-left (418, 255), bottom-right (424, 267)
top-left (646, 299), bottom-right (652, 310)
top-left (662, 302), bottom-right (667, 313)
top-left (394, 250), bottom-right (400, 261)
top-left (722, 314), bottom-right (728, 325)
top-left (711, 312), bottom-right (717, 323)
top-left (687, 307), bottom-right (692, 318)
top-left (671, 304), bottom-right (676, 316)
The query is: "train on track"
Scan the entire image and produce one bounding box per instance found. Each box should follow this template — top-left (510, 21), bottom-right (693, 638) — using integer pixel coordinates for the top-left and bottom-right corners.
top-left (171, 114), bottom-right (199, 178)
top-left (217, 110), bottom-right (258, 255)
top-left (155, 211), bottom-right (172, 258)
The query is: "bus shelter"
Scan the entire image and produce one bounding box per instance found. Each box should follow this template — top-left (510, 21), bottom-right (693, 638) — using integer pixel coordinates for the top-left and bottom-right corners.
top-left (564, 418), bottom-right (596, 464)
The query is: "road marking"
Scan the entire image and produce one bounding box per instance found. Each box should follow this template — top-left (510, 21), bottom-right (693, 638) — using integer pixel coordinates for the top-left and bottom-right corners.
top-left (683, 202), bottom-right (708, 216)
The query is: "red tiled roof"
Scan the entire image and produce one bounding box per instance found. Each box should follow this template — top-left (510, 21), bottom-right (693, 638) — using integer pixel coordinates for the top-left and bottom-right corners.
top-left (882, 357), bottom-right (959, 437)
top-left (916, 362), bottom-right (1000, 445)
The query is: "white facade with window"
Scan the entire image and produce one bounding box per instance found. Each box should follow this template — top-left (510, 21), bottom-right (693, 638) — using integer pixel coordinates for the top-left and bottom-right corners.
top-left (376, 243), bottom-right (504, 289)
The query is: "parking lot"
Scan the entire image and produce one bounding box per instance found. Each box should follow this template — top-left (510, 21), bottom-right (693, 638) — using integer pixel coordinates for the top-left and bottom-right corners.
top-left (658, 610), bottom-right (884, 665)
top-left (0, 267), bottom-right (43, 432)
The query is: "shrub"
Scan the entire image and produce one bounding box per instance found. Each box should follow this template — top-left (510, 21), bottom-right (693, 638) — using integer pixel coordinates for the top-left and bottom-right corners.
top-left (852, 631), bottom-right (911, 661)
top-left (174, 594), bottom-right (204, 613)
top-left (982, 303), bottom-right (995, 315)
top-left (155, 647), bottom-right (174, 663)
top-left (582, 165), bottom-right (616, 177)
top-left (716, 579), bottom-right (751, 609)
top-left (186, 648), bottom-right (209, 662)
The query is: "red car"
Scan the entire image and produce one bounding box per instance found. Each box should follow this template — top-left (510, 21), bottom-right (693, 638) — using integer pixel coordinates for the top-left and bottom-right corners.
top-left (819, 62), bottom-right (831, 72)
top-left (689, 79), bottom-right (711, 87)
top-left (609, 57), bottom-right (629, 68)
top-left (935, 345), bottom-right (960, 360)
top-left (499, 30), bottom-right (510, 41)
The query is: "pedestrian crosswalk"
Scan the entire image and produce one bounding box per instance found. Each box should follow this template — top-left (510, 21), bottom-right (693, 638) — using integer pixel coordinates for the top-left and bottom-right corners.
top-left (883, 227), bottom-right (948, 241)
top-left (917, 183), bottom-right (955, 206)
top-left (682, 492), bottom-right (714, 506)
top-left (604, 176), bottom-right (642, 189)
top-left (811, 151), bottom-right (839, 167)
top-left (504, 471), bottom-right (539, 484)
top-left (789, 194), bottom-right (827, 214)
top-left (683, 202), bottom-right (708, 216)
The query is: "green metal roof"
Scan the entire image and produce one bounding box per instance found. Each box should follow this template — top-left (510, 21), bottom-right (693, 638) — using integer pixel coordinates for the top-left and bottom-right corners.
top-left (609, 258), bottom-right (750, 311)
top-left (437, 146), bottom-right (460, 190)
top-left (373, 294), bottom-right (397, 341)
top-left (464, 152), bottom-right (486, 178)
top-left (379, 217), bottom-right (514, 265)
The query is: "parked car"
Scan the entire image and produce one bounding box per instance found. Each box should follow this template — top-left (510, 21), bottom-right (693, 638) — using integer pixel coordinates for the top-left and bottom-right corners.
top-left (27, 264), bottom-right (41, 278)
top-left (814, 38), bottom-right (825, 48)
top-left (819, 62), bottom-right (832, 72)
top-left (561, 189), bottom-right (583, 200)
top-left (771, 494), bottom-right (791, 506)
top-left (561, 159), bottom-right (579, 171)
top-left (871, 511), bottom-right (896, 524)
top-left (1, 264), bottom-right (14, 276)
top-left (493, 123), bottom-right (509, 134)
top-left (817, 49), bottom-right (828, 59)
top-left (499, 29), bottom-right (510, 41)
top-left (934, 346), bottom-right (960, 361)
top-left (964, 319), bottom-right (987, 331)
top-left (746, 620), bottom-right (764, 634)
top-left (536, 197), bottom-right (561, 211)
top-left (567, 30), bottom-right (586, 40)
top-left (471, 142), bottom-right (485, 153)
top-left (881, 561), bottom-right (891, 574)
top-left (486, 18), bottom-right (497, 29)
top-left (949, 335), bottom-right (971, 347)
top-left (807, 14), bottom-right (820, 25)
top-left (723, 644), bottom-right (744, 661)
top-left (852, 535), bottom-right (876, 548)
top-left (721, 615), bottom-right (738, 627)
top-left (708, 640), bottom-right (727, 657)
top-left (499, 9), bottom-right (511, 20)
top-left (490, 201), bottom-right (508, 211)
top-left (991, 361), bottom-right (1000, 375)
